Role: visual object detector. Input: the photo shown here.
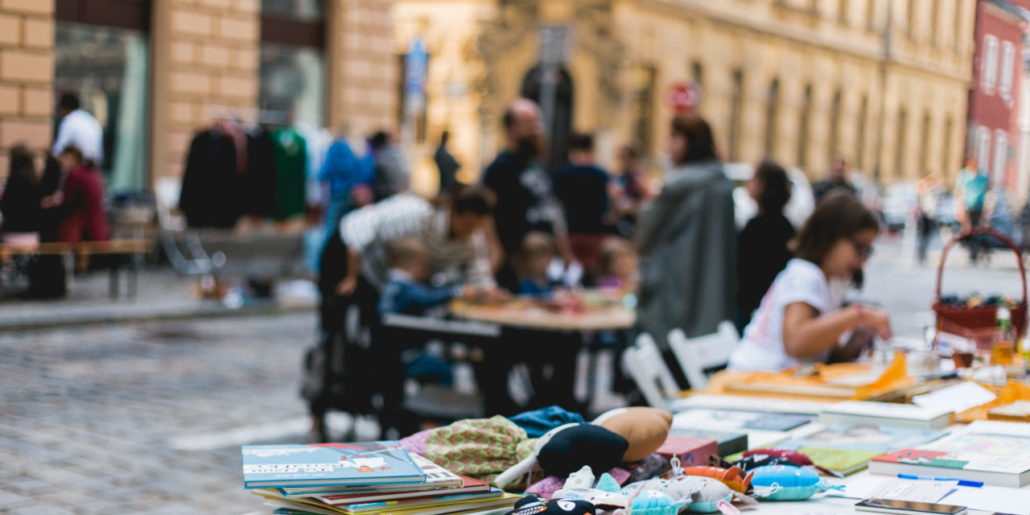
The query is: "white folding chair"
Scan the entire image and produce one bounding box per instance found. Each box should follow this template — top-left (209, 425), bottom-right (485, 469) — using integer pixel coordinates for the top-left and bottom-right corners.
top-left (621, 333), bottom-right (681, 410)
top-left (668, 321), bottom-right (740, 390)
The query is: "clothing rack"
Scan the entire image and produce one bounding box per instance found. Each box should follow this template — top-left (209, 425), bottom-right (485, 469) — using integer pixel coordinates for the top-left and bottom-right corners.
top-left (208, 106), bottom-right (293, 128)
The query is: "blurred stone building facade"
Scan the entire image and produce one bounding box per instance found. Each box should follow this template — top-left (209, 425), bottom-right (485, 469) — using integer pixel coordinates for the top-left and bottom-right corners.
top-left (393, 0), bottom-right (976, 185)
top-left (0, 0), bottom-right (397, 188)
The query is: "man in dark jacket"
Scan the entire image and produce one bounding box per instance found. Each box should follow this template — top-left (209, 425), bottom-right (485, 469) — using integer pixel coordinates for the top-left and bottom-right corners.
top-left (481, 99), bottom-right (572, 290)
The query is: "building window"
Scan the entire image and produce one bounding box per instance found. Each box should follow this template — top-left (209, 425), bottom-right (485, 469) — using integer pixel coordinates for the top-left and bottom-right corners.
top-left (866, 0), bottom-right (876, 30)
top-left (838, 0), bottom-right (849, 23)
top-left (728, 69), bottom-right (743, 161)
top-left (976, 126), bottom-right (991, 171)
top-left (942, 115), bottom-right (953, 176)
top-left (1001, 40), bottom-right (1015, 101)
top-left (856, 94), bottom-right (868, 170)
top-left (994, 129), bottom-right (1008, 185)
top-left (930, 0), bottom-right (940, 45)
top-left (895, 108), bottom-right (907, 177)
top-left (259, 0), bottom-right (326, 127)
top-left (953, 2), bottom-right (964, 51)
top-left (55, 0), bottom-right (150, 193)
top-left (919, 111), bottom-right (931, 174)
top-left (983, 34), bottom-right (999, 95)
top-left (632, 65), bottom-right (657, 159)
top-left (829, 89), bottom-right (842, 164)
top-left (907, 0), bottom-right (917, 37)
top-left (691, 60), bottom-right (704, 105)
top-left (798, 83), bottom-right (812, 168)
top-left (764, 78), bottom-right (780, 157)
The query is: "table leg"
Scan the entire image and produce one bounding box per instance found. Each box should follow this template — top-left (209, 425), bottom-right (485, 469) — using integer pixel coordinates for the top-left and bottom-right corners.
top-left (473, 335), bottom-right (519, 417)
top-left (109, 264), bottom-right (119, 299)
top-left (129, 253), bottom-right (140, 299)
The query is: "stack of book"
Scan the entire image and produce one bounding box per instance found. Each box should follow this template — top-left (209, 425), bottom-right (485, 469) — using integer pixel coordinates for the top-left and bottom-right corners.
top-left (242, 441), bottom-right (520, 515)
top-left (868, 421), bottom-right (1030, 487)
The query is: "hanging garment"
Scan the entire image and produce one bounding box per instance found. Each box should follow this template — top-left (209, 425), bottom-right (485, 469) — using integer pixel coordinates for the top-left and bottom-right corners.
top-left (241, 128), bottom-right (277, 218)
top-left (271, 127), bottom-right (308, 220)
top-left (179, 129), bottom-right (241, 228)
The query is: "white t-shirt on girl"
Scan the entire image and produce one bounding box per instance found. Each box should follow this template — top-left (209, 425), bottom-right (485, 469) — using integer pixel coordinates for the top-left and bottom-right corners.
top-left (728, 258), bottom-right (847, 372)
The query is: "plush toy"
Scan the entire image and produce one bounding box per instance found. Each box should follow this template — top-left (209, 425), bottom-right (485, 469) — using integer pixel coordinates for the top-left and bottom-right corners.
top-left (681, 466), bottom-right (753, 493)
top-left (564, 466), bottom-right (596, 490)
top-left (749, 465), bottom-right (838, 501)
top-left (734, 453), bottom-right (798, 473)
top-left (594, 407), bottom-right (673, 462)
top-left (494, 423), bottom-right (629, 488)
top-left (741, 449), bottom-right (814, 467)
top-left (505, 495), bottom-right (596, 515)
top-left (595, 472), bottom-right (622, 493)
top-left (622, 476), bottom-right (752, 515)
top-left (739, 449), bottom-right (837, 477)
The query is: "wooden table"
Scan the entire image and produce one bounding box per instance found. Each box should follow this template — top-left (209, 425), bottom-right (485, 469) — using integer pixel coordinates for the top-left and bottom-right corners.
top-left (449, 296), bottom-right (636, 332)
top-left (448, 293), bottom-right (636, 416)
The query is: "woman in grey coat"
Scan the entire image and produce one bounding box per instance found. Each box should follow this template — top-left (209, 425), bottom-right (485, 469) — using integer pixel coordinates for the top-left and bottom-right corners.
top-left (635, 115), bottom-right (737, 385)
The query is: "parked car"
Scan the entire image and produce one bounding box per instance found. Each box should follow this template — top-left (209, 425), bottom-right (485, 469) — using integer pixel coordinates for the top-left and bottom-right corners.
top-left (879, 181), bottom-right (919, 232)
top-left (984, 192), bottom-right (1021, 249)
top-left (726, 162), bottom-right (815, 230)
top-left (849, 171), bottom-right (884, 219)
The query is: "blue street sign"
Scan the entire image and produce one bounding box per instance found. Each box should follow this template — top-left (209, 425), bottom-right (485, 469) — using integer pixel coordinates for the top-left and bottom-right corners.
top-left (405, 38), bottom-right (428, 97)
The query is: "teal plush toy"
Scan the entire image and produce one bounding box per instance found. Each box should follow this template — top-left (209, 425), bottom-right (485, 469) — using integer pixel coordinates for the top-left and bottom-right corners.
top-left (749, 465), bottom-right (840, 501)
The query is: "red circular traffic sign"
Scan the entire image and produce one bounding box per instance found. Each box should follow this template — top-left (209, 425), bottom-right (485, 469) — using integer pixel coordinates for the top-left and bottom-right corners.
top-left (666, 81), bottom-right (701, 114)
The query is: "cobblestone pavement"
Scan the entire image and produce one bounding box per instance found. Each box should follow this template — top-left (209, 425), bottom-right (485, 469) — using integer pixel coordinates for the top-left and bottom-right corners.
top-left (0, 313), bottom-right (320, 514)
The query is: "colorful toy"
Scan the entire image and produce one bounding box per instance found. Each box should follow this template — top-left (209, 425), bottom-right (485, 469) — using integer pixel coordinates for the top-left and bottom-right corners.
top-left (680, 466), bottom-right (753, 493)
top-left (749, 465), bottom-right (841, 501)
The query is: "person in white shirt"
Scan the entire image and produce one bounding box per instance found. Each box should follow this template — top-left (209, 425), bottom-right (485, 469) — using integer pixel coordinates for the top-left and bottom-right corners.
top-left (728, 192), bottom-right (893, 372)
top-left (52, 93), bottom-right (104, 166)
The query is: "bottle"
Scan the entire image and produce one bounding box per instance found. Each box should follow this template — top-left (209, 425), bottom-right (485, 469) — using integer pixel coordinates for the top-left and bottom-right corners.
top-left (992, 307), bottom-right (1015, 366)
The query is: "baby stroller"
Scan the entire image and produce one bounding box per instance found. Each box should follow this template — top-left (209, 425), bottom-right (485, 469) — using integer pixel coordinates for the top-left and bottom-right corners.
top-left (301, 231), bottom-right (407, 442)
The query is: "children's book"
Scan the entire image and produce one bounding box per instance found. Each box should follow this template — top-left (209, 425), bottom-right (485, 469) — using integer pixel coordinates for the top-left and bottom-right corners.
top-left (795, 446), bottom-right (882, 476)
top-left (315, 474), bottom-right (489, 506)
top-left (775, 423), bottom-right (948, 454)
top-left (242, 441), bottom-right (425, 489)
top-left (868, 421), bottom-right (1030, 487)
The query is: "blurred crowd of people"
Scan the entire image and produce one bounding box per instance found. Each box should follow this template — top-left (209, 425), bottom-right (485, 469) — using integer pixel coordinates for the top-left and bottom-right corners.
top-left (1, 93), bottom-right (110, 298)
top-left (302, 95), bottom-right (905, 439)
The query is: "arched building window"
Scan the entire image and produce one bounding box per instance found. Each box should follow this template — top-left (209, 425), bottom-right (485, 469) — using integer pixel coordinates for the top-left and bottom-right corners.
top-left (764, 78), bottom-right (780, 157)
top-left (856, 94), bottom-right (868, 170)
top-left (895, 107), bottom-right (908, 177)
top-left (728, 68), bottom-right (743, 161)
top-left (259, 0), bottom-right (326, 128)
top-left (829, 88), bottom-right (842, 163)
top-left (798, 83), bottom-right (813, 168)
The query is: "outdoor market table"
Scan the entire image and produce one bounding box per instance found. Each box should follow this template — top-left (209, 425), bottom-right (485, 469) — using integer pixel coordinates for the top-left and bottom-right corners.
top-left (448, 293), bottom-right (636, 415)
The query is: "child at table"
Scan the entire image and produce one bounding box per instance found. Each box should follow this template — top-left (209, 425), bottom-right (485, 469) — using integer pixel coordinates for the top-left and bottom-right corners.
top-left (516, 232), bottom-right (561, 297)
top-left (378, 237), bottom-right (479, 386)
top-left (727, 192), bottom-right (893, 372)
top-left (596, 237), bottom-right (638, 292)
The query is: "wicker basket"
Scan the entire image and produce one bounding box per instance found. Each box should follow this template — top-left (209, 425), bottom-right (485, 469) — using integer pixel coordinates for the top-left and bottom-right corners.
top-left (932, 227), bottom-right (1027, 347)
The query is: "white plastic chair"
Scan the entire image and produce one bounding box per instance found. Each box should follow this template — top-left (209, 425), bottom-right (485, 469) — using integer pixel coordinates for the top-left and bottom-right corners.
top-left (668, 321), bottom-right (740, 390)
top-left (621, 333), bottom-right (681, 410)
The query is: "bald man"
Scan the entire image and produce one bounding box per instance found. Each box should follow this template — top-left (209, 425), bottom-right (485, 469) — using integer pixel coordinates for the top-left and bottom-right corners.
top-left (481, 100), bottom-right (570, 273)
top-left (477, 99), bottom-right (578, 414)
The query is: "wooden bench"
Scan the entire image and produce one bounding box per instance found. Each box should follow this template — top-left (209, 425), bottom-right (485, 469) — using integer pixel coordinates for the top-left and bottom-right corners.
top-left (0, 239), bottom-right (155, 298)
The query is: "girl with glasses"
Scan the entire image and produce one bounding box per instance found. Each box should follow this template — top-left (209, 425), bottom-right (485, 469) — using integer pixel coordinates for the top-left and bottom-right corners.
top-left (728, 192), bottom-right (892, 371)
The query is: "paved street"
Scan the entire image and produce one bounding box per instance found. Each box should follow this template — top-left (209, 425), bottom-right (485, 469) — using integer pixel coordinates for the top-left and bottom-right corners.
top-left (0, 313), bottom-right (324, 514)
top-left (0, 234), bottom-right (1027, 514)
